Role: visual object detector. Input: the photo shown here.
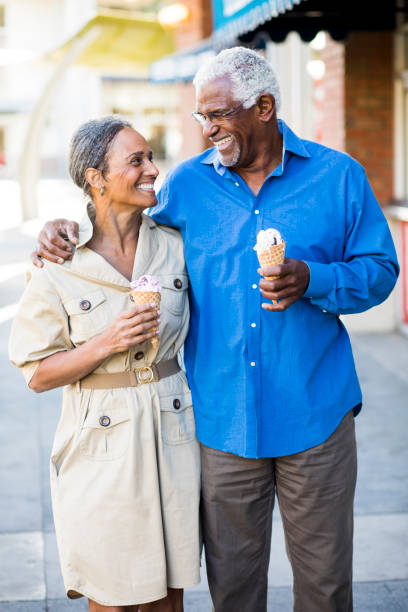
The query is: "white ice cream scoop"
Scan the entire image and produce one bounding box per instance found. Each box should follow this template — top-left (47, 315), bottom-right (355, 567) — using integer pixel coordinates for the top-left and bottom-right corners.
top-left (253, 228), bottom-right (283, 253)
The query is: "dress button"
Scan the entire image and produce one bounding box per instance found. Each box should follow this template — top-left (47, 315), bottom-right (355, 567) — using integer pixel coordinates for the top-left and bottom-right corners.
top-left (252, 284), bottom-right (257, 289)
top-left (254, 209), bottom-right (260, 215)
top-left (135, 351), bottom-right (144, 360)
top-left (251, 323), bottom-right (256, 328)
top-left (173, 398), bottom-right (181, 410)
top-left (99, 415), bottom-right (110, 427)
top-left (174, 278), bottom-right (182, 289)
top-left (79, 299), bottom-right (91, 311)
top-left (250, 362), bottom-right (256, 367)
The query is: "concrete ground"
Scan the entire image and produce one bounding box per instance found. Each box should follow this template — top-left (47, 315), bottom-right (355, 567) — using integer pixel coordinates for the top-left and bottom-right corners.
top-left (0, 225), bottom-right (407, 611)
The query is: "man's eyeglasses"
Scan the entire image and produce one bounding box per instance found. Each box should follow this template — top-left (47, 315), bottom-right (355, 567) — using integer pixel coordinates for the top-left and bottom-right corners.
top-left (192, 97), bottom-right (256, 127)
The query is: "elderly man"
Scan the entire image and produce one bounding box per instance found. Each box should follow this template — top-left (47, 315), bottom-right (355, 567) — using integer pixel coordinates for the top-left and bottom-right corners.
top-left (33, 48), bottom-right (398, 612)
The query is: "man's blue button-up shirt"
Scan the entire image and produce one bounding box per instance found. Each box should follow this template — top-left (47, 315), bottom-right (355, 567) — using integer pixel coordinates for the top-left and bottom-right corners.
top-left (151, 120), bottom-right (399, 458)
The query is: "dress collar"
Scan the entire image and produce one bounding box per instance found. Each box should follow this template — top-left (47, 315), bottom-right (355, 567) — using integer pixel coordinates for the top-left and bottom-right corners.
top-left (77, 202), bottom-right (157, 248)
top-left (71, 203), bottom-right (158, 288)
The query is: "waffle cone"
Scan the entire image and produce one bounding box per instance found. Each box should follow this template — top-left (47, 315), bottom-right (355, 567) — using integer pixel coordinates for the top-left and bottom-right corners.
top-left (130, 290), bottom-right (161, 349)
top-left (257, 242), bottom-right (286, 280)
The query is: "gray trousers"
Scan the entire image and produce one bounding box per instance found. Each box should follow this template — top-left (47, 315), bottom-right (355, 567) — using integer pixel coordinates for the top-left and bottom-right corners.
top-left (200, 411), bottom-right (357, 612)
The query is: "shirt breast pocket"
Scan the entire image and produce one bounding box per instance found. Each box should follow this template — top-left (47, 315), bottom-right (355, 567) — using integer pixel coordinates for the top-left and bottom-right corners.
top-left (161, 274), bottom-right (188, 316)
top-left (64, 288), bottom-right (110, 344)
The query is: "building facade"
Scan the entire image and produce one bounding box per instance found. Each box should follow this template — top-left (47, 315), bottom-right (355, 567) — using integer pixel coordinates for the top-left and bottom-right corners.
top-left (150, 0), bottom-right (407, 333)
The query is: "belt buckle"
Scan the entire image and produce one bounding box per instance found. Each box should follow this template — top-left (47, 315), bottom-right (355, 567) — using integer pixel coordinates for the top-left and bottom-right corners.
top-left (136, 366), bottom-right (155, 385)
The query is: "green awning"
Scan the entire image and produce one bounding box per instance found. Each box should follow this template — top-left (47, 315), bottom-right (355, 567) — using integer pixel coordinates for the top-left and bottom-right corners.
top-left (49, 12), bottom-right (175, 75)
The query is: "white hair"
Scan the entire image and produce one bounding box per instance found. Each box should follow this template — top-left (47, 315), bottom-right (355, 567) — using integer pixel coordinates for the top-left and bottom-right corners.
top-left (193, 47), bottom-right (281, 113)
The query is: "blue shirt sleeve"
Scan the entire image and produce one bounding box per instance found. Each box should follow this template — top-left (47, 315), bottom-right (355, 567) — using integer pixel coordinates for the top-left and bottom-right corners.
top-left (303, 164), bottom-right (399, 315)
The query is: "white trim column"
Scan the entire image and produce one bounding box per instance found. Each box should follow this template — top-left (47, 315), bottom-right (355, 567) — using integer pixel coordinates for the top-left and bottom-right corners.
top-left (19, 26), bottom-right (100, 220)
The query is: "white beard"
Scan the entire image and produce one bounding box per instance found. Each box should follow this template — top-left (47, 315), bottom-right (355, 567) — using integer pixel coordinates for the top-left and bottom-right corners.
top-left (219, 142), bottom-right (241, 167)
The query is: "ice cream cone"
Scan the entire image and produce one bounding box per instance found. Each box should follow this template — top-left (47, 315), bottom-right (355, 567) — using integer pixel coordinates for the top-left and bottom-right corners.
top-left (130, 288), bottom-right (161, 349)
top-left (257, 241), bottom-right (286, 280)
top-left (257, 241), bottom-right (286, 304)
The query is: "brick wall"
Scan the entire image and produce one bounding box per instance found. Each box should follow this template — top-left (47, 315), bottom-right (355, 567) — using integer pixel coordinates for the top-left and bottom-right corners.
top-left (177, 81), bottom-right (205, 159)
top-left (175, 0), bottom-right (213, 160)
top-left (320, 31), bottom-right (394, 204)
top-left (344, 32), bottom-right (394, 205)
top-left (175, 0), bottom-right (212, 49)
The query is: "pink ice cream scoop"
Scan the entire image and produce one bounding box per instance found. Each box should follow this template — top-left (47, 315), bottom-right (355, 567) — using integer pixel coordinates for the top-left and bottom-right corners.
top-left (130, 275), bottom-right (162, 293)
top-left (130, 275), bottom-right (161, 350)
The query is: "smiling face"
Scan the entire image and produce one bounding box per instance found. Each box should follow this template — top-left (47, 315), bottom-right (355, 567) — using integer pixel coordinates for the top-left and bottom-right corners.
top-left (101, 127), bottom-right (159, 209)
top-left (195, 76), bottom-right (260, 169)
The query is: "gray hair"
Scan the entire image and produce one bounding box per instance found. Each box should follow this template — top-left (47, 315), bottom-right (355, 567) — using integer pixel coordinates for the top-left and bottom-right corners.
top-left (69, 115), bottom-right (132, 196)
top-left (193, 47), bottom-right (281, 113)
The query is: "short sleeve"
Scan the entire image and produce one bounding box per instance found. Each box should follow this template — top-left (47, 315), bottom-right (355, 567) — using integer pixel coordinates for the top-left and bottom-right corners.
top-left (149, 167), bottom-right (184, 230)
top-left (8, 266), bottom-right (72, 384)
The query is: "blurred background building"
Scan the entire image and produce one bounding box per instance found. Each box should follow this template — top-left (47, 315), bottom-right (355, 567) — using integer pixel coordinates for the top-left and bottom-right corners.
top-left (0, 0), bottom-right (407, 333)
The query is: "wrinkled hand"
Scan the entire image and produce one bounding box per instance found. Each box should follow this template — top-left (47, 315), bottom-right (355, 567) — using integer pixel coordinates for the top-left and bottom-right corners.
top-left (99, 304), bottom-right (160, 355)
top-left (30, 219), bottom-right (79, 268)
top-left (258, 258), bottom-right (310, 311)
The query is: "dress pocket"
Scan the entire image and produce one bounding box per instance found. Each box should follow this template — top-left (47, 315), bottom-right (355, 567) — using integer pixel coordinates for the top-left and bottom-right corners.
top-left (160, 390), bottom-right (196, 445)
top-left (79, 399), bottom-right (131, 461)
top-left (64, 288), bottom-right (110, 343)
top-left (50, 434), bottom-right (73, 477)
top-left (161, 274), bottom-right (188, 316)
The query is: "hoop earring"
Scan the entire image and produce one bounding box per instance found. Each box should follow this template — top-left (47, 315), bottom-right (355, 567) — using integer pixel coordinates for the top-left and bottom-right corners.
top-left (100, 185), bottom-right (105, 196)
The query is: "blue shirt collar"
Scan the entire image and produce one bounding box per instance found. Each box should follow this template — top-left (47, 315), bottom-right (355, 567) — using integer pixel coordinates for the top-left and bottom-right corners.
top-left (200, 119), bottom-right (310, 176)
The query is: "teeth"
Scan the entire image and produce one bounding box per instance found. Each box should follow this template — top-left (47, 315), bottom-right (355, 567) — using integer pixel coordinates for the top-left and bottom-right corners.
top-left (137, 184), bottom-right (154, 190)
top-left (216, 136), bottom-right (232, 146)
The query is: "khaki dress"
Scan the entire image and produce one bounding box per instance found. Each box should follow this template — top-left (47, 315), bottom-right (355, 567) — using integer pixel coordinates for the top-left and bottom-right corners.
top-left (9, 210), bottom-right (201, 606)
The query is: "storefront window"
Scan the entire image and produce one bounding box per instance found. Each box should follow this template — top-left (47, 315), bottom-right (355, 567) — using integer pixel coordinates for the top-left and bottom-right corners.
top-left (149, 124), bottom-right (166, 160)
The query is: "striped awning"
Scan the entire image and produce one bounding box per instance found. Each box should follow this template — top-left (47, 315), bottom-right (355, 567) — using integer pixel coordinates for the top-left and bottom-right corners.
top-left (212, 0), bottom-right (304, 47)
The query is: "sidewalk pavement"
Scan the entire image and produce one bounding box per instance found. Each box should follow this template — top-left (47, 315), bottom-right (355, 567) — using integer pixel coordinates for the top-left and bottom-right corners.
top-left (1, 226), bottom-right (407, 612)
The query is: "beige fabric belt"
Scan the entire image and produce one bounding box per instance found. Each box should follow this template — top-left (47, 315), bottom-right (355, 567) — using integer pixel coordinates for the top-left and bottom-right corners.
top-left (80, 357), bottom-right (180, 389)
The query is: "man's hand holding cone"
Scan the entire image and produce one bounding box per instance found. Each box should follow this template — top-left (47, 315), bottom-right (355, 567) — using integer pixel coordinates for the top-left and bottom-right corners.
top-left (254, 229), bottom-right (286, 305)
top-left (254, 229), bottom-right (310, 311)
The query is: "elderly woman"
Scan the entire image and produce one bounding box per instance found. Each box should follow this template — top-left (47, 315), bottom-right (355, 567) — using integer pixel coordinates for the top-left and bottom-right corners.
top-left (9, 116), bottom-right (200, 612)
